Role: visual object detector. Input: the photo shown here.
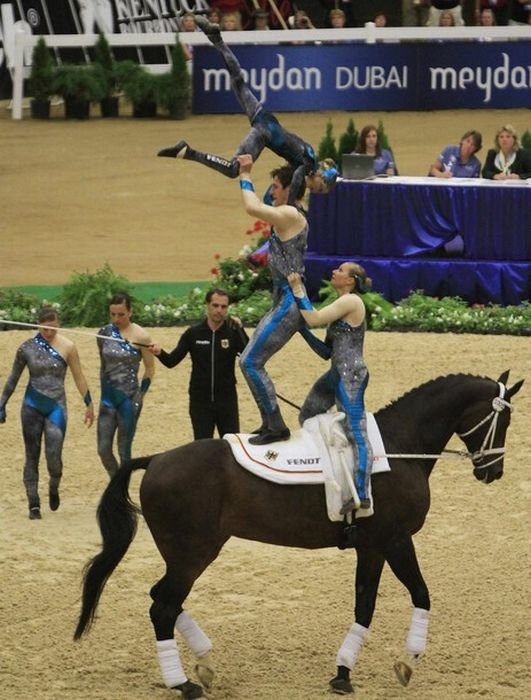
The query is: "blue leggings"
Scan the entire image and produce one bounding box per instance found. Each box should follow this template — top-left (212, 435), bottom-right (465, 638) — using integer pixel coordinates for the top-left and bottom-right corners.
top-left (300, 368), bottom-right (372, 501)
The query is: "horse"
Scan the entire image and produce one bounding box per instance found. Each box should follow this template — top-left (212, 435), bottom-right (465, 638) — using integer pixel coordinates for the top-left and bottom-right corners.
top-left (74, 371), bottom-right (523, 698)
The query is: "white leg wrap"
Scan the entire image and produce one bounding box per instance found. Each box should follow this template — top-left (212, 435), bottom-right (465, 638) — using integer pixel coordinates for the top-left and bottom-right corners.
top-left (406, 608), bottom-right (430, 656)
top-left (176, 611), bottom-right (213, 657)
top-left (156, 639), bottom-right (187, 688)
top-left (336, 623), bottom-right (369, 670)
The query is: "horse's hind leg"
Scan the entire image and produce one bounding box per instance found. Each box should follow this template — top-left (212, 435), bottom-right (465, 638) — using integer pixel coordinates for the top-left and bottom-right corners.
top-left (150, 576), bottom-right (204, 699)
top-left (330, 549), bottom-right (385, 695)
top-left (176, 611), bottom-right (214, 689)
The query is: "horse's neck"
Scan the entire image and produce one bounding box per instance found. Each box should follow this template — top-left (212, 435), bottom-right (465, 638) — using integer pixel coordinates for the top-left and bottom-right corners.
top-left (376, 379), bottom-right (475, 467)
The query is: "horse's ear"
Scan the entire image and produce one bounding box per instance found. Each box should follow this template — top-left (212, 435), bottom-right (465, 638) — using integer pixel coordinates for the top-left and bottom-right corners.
top-left (497, 370), bottom-right (510, 385)
top-left (507, 379), bottom-right (524, 399)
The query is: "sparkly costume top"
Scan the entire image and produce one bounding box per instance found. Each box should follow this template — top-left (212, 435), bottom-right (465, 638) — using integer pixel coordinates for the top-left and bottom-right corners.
top-left (326, 319), bottom-right (367, 386)
top-left (0, 334), bottom-right (67, 406)
top-left (98, 324), bottom-right (141, 398)
top-left (268, 223), bottom-right (308, 284)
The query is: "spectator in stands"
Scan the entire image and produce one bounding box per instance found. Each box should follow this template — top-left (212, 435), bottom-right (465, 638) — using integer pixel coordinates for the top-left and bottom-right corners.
top-left (206, 8), bottom-right (222, 25)
top-left (373, 11), bottom-right (388, 27)
top-left (329, 8), bottom-right (347, 27)
top-left (478, 7), bottom-right (497, 26)
top-left (220, 12), bottom-right (242, 30)
top-left (429, 130), bottom-right (483, 178)
top-left (482, 124), bottom-right (531, 180)
top-left (180, 12), bottom-right (197, 32)
top-left (209, 0), bottom-right (242, 30)
top-left (509, 0), bottom-right (531, 25)
top-left (439, 9), bottom-right (456, 25)
top-left (475, 0), bottom-right (510, 25)
top-left (290, 10), bottom-right (316, 28)
top-left (179, 12), bottom-right (197, 67)
top-left (252, 9), bottom-right (270, 30)
top-left (402, 0), bottom-right (430, 26)
top-left (427, 1), bottom-right (464, 26)
top-left (354, 125), bottom-right (398, 176)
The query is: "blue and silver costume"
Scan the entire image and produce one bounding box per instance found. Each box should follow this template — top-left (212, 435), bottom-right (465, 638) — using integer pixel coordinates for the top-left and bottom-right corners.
top-left (299, 319), bottom-right (372, 504)
top-left (240, 222), bottom-right (329, 431)
top-left (97, 324), bottom-right (142, 476)
top-left (179, 33), bottom-right (317, 205)
top-left (0, 334), bottom-right (68, 508)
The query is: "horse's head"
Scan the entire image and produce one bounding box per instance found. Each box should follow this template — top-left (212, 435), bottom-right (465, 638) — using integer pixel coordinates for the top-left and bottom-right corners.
top-left (456, 371), bottom-right (523, 483)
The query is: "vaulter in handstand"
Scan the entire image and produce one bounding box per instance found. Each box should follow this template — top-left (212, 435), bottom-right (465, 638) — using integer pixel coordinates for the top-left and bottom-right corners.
top-left (157, 14), bottom-right (338, 205)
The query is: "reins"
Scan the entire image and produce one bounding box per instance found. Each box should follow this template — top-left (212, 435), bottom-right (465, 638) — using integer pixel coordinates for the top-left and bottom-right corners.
top-left (277, 382), bottom-right (512, 469)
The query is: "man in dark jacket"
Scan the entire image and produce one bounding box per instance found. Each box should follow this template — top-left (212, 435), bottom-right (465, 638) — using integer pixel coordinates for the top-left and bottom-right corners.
top-left (150, 288), bottom-right (249, 439)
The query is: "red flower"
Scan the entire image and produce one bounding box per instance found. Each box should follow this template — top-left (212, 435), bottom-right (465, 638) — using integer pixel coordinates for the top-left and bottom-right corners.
top-left (214, 253), bottom-right (221, 260)
top-left (210, 267), bottom-right (218, 276)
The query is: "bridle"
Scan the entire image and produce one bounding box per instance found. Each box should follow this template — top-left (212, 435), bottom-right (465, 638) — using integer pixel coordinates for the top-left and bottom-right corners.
top-left (456, 382), bottom-right (512, 470)
top-left (380, 382), bottom-right (513, 470)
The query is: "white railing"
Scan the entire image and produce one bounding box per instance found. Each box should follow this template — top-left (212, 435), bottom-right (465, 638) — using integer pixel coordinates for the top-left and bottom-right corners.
top-left (11, 25), bottom-right (530, 119)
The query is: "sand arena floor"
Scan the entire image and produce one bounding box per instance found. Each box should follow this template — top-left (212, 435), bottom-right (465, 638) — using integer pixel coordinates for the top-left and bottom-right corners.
top-left (0, 105), bottom-right (530, 699)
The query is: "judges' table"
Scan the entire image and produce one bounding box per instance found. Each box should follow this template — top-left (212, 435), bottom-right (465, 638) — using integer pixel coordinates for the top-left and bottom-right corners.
top-left (307, 176), bottom-right (531, 260)
top-left (305, 176), bottom-right (531, 305)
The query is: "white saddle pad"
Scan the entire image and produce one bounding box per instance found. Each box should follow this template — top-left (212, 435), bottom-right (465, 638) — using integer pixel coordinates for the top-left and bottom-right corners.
top-left (224, 412), bottom-right (390, 522)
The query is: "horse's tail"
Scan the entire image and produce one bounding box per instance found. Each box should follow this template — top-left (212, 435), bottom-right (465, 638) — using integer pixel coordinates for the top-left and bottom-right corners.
top-left (74, 455), bottom-right (153, 640)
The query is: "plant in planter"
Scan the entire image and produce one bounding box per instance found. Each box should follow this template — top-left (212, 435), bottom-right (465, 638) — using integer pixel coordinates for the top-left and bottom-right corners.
top-left (53, 64), bottom-right (104, 119)
top-left (29, 36), bottom-right (55, 119)
top-left (116, 60), bottom-right (158, 118)
top-left (155, 35), bottom-right (191, 119)
top-left (92, 33), bottom-right (120, 118)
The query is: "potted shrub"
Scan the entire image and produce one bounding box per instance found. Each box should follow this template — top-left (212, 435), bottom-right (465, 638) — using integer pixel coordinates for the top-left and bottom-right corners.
top-left (156, 36), bottom-right (191, 120)
top-left (92, 33), bottom-right (120, 118)
top-left (116, 61), bottom-right (158, 118)
top-left (29, 36), bottom-right (55, 119)
top-left (53, 64), bottom-right (104, 119)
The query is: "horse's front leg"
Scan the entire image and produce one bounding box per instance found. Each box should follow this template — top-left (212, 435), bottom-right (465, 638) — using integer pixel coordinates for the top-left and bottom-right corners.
top-left (384, 534), bottom-right (430, 687)
top-left (330, 549), bottom-right (385, 695)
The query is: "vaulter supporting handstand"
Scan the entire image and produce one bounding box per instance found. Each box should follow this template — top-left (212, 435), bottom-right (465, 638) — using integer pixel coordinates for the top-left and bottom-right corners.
top-left (157, 14), bottom-right (338, 204)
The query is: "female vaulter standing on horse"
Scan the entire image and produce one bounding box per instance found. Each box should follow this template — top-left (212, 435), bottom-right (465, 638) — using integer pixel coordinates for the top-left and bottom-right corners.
top-left (288, 263), bottom-right (373, 513)
top-left (157, 15), bottom-right (338, 205)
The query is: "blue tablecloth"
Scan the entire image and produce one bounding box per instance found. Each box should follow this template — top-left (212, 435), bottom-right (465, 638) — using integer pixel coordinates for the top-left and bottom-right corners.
top-left (308, 177), bottom-right (531, 260)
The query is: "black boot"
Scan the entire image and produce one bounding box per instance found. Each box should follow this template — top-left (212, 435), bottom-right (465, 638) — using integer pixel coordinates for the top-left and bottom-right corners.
top-left (158, 139), bottom-right (189, 159)
top-left (248, 408), bottom-right (290, 445)
top-left (248, 427), bottom-right (290, 445)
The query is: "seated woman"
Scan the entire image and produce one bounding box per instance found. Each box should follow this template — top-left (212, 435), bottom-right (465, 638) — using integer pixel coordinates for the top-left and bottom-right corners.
top-left (288, 263), bottom-right (373, 514)
top-left (354, 125), bottom-right (397, 176)
top-left (429, 129), bottom-right (483, 178)
top-left (482, 124), bottom-right (531, 180)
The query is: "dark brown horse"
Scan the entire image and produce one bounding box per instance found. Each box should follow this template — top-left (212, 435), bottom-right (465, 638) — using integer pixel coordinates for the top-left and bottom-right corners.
top-left (74, 372), bottom-right (522, 698)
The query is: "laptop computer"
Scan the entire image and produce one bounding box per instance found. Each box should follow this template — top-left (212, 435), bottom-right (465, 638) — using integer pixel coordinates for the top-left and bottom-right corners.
top-left (341, 153), bottom-right (375, 180)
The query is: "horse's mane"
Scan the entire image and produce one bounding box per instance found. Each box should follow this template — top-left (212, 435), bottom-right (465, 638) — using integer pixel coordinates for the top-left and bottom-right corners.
top-left (375, 373), bottom-right (494, 418)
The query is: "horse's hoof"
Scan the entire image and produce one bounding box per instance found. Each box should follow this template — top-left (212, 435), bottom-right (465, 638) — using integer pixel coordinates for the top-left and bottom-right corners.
top-left (393, 659), bottom-right (413, 687)
top-left (194, 654), bottom-right (214, 690)
top-left (173, 679), bottom-right (203, 698)
top-left (329, 675), bottom-right (354, 695)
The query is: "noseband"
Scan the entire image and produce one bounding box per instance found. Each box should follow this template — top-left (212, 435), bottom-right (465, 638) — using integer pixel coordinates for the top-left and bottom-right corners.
top-left (456, 382), bottom-right (512, 470)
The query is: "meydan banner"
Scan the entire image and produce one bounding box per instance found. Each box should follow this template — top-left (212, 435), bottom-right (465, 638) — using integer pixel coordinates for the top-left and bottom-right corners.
top-left (193, 41), bottom-right (531, 112)
top-left (1, 2), bottom-right (529, 110)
